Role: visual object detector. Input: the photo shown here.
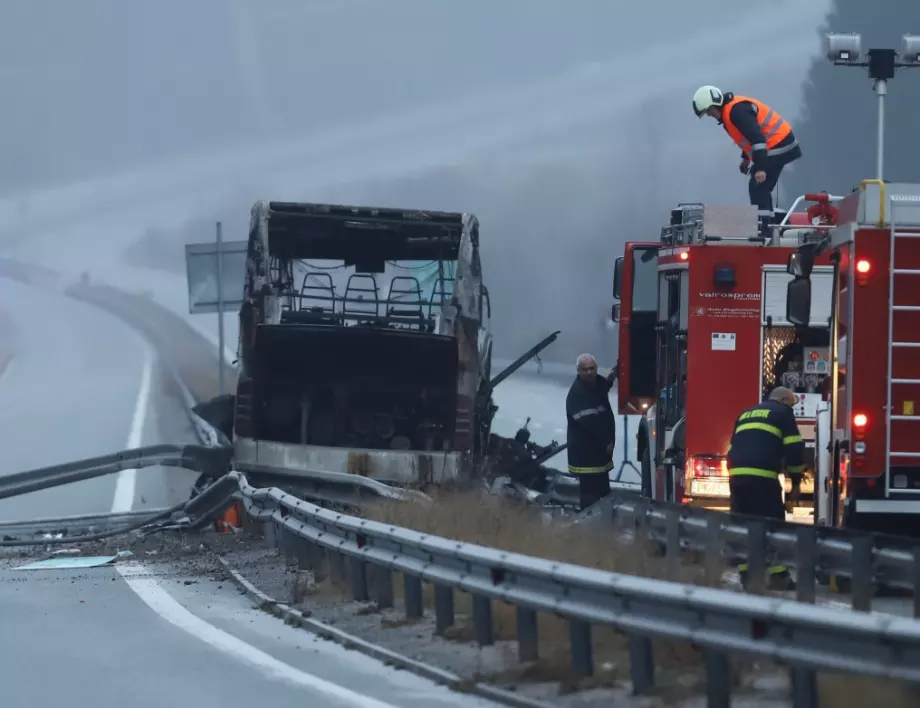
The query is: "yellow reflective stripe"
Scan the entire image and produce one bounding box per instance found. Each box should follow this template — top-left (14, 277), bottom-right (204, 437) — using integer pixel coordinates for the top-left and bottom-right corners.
top-left (737, 563), bottom-right (787, 575)
top-left (786, 464), bottom-right (805, 474)
top-left (568, 462), bottom-right (613, 475)
top-left (783, 434), bottom-right (804, 444)
top-left (728, 467), bottom-right (779, 479)
top-left (735, 422), bottom-right (782, 437)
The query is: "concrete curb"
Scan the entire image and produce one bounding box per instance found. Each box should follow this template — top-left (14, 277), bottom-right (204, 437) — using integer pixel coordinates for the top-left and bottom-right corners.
top-left (217, 556), bottom-right (555, 708)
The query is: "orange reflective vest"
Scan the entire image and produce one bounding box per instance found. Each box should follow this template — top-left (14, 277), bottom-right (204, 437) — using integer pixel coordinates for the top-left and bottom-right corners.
top-left (722, 95), bottom-right (793, 159)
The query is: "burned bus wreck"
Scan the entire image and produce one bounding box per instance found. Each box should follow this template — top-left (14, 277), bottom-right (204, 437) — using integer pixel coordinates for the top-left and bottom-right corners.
top-left (200, 200), bottom-right (560, 490)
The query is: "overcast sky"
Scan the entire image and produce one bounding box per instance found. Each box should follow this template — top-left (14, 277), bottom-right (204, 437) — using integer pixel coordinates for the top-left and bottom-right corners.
top-left (3, 0), bottom-right (836, 363)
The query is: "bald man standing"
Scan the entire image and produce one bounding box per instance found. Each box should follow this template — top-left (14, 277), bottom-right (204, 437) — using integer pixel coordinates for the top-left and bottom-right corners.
top-left (566, 354), bottom-right (617, 510)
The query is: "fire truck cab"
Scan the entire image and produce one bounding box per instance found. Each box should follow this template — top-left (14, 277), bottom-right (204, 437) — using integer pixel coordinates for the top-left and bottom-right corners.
top-left (787, 180), bottom-right (920, 534)
top-left (613, 195), bottom-right (840, 516)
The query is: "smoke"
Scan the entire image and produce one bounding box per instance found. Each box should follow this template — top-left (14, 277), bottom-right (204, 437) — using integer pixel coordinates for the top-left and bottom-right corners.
top-left (789, 1), bottom-right (920, 196)
top-left (1, 1), bottom-right (830, 366)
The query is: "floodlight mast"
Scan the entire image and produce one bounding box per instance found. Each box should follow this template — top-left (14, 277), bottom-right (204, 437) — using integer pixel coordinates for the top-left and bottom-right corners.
top-left (825, 33), bottom-right (920, 181)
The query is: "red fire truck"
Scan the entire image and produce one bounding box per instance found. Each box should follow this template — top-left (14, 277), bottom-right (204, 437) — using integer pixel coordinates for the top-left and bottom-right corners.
top-left (786, 179), bottom-right (920, 534)
top-left (613, 194), bottom-right (840, 517)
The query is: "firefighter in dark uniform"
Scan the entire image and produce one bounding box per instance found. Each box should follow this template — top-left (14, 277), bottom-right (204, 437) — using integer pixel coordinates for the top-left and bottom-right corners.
top-left (726, 386), bottom-right (805, 590)
top-left (566, 353), bottom-right (616, 510)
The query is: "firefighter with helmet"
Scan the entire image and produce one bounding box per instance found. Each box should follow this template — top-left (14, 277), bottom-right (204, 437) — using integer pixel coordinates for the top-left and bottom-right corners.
top-left (726, 386), bottom-right (805, 590)
top-left (692, 86), bottom-right (802, 237)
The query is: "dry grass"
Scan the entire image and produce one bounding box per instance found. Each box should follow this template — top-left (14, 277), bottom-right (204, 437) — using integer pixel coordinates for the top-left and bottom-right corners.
top-left (817, 674), bottom-right (920, 708)
top-left (288, 490), bottom-right (742, 695)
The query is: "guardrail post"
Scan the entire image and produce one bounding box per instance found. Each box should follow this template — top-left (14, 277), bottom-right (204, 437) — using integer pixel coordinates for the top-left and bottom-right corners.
top-left (403, 574), bottom-right (423, 619)
top-left (263, 521), bottom-right (277, 549)
top-left (790, 667), bottom-right (818, 708)
top-left (913, 546), bottom-right (920, 619)
top-left (633, 498), bottom-right (650, 551)
top-left (850, 535), bottom-right (873, 612)
top-left (328, 549), bottom-right (346, 586)
top-left (373, 566), bottom-right (394, 610)
top-left (569, 620), bottom-right (593, 677)
top-left (349, 557), bottom-right (368, 602)
top-left (293, 535), bottom-right (313, 570)
top-left (627, 635), bottom-right (655, 695)
top-left (703, 650), bottom-right (730, 708)
top-left (472, 595), bottom-right (494, 646)
top-left (665, 509), bottom-right (681, 580)
top-left (795, 528), bottom-right (817, 604)
top-left (704, 515), bottom-right (723, 585)
top-left (747, 521), bottom-right (767, 594)
top-left (434, 585), bottom-right (454, 636)
top-left (515, 607), bottom-right (539, 662)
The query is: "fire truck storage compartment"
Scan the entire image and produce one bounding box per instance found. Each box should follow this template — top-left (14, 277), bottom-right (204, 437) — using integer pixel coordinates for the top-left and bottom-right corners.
top-left (248, 323), bottom-right (459, 451)
top-left (761, 266), bottom-right (833, 328)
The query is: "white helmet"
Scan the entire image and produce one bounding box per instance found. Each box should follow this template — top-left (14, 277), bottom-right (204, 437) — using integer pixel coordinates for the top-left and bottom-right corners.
top-left (693, 85), bottom-right (725, 118)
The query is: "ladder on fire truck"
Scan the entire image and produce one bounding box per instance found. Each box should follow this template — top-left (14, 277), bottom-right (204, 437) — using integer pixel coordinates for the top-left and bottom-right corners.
top-left (886, 195), bottom-right (920, 495)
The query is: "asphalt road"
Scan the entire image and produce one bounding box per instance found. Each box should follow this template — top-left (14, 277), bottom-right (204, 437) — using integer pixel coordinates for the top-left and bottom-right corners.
top-left (0, 276), bottom-right (200, 521)
top-left (0, 275), bottom-right (505, 707)
top-left (0, 561), bottom-right (501, 708)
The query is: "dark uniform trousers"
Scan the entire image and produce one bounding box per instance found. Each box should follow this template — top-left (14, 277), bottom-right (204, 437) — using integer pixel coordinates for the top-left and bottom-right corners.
top-left (727, 400), bottom-right (806, 589)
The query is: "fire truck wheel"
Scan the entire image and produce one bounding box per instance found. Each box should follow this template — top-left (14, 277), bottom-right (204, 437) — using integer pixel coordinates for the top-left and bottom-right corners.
top-left (637, 418), bottom-right (652, 498)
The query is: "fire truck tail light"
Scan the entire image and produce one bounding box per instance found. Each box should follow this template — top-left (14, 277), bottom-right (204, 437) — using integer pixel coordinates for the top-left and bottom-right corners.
top-left (853, 413), bottom-right (868, 428)
top-left (679, 251), bottom-right (689, 261)
top-left (689, 456), bottom-right (727, 477)
top-left (854, 441), bottom-right (866, 454)
top-left (856, 259), bottom-right (871, 274)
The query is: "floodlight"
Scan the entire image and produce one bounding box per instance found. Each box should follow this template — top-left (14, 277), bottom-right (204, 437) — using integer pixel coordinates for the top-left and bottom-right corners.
top-left (825, 33), bottom-right (862, 63)
top-left (902, 34), bottom-right (920, 65)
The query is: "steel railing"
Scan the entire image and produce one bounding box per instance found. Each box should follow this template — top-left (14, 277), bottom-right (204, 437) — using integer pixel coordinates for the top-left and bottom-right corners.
top-left (222, 469), bottom-right (920, 708)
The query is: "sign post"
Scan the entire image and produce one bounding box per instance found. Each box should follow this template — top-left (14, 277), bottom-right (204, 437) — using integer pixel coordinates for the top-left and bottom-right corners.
top-left (215, 222), bottom-right (226, 395)
top-left (184, 226), bottom-right (247, 396)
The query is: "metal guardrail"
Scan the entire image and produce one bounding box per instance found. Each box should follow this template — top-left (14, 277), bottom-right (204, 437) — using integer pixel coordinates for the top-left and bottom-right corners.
top-left (218, 469), bottom-right (920, 708)
top-left (0, 444), bottom-right (230, 502)
top-left (563, 491), bottom-right (920, 616)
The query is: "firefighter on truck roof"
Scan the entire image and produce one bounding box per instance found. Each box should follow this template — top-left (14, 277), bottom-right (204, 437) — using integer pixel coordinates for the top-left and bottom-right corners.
top-left (692, 86), bottom-right (802, 237)
top-left (566, 353), bottom-right (616, 510)
top-left (726, 386), bottom-right (805, 591)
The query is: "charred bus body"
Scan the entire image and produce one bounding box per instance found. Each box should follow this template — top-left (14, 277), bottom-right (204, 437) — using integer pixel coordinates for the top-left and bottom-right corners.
top-left (614, 196), bottom-right (840, 515)
top-left (205, 201), bottom-right (562, 492)
top-left (228, 201), bottom-right (489, 487)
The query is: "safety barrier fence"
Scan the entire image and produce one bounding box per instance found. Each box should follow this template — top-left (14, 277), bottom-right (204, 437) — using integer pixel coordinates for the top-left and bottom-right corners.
top-left (567, 491), bottom-right (920, 617)
top-left (229, 469), bottom-right (920, 708)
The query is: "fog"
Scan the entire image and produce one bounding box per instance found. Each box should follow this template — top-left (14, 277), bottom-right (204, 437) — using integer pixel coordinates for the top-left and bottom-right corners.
top-left (790, 0), bottom-right (920, 196)
top-left (4, 0), bottom-right (832, 364)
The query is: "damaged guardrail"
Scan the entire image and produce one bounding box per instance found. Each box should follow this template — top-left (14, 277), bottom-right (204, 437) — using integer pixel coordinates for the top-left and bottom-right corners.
top-left (213, 469), bottom-right (920, 708)
top-left (0, 444), bottom-right (230, 502)
top-left (568, 491), bottom-right (920, 616)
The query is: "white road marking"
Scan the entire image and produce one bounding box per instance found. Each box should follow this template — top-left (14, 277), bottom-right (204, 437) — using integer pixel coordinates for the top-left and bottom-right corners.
top-left (110, 347), bottom-right (153, 513)
top-left (117, 564), bottom-right (402, 708)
